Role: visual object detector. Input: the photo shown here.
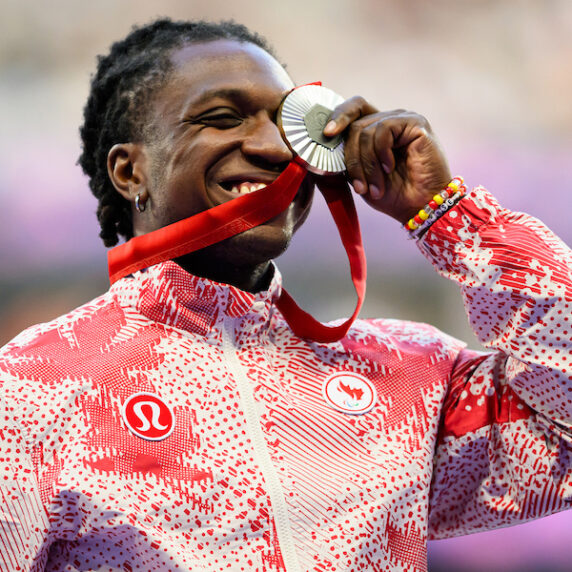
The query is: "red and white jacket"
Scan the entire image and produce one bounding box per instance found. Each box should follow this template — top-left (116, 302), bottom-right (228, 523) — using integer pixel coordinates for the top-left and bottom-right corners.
top-left (1, 187), bottom-right (571, 571)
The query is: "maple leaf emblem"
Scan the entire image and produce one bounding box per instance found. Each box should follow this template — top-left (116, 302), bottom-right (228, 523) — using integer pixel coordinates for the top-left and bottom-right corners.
top-left (338, 381), bottom-right (364, 401)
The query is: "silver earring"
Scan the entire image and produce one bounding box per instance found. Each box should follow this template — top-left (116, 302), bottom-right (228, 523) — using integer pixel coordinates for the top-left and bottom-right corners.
top-left (135, 193), bottom-right (146, 213)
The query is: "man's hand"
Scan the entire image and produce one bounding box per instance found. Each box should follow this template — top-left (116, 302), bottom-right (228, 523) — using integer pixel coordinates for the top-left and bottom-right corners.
top-left (323, 97), bottom-right (452, 224)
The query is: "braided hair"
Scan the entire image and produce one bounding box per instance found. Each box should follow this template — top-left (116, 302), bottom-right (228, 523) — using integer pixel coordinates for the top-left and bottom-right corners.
top-left (78, 18), bottom-right (277, 247)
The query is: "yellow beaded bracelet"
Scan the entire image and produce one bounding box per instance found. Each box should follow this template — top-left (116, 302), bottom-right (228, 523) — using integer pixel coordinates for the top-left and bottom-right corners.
top-left (404, 177), bottom-right (466, 234)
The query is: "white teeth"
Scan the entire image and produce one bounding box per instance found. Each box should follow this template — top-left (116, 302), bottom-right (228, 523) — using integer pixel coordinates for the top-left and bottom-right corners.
top-left (229, 182), bottom-right (268, 194)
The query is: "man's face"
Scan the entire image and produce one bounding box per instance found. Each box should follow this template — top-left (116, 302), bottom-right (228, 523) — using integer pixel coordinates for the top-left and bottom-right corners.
top-left (135, 40), bottom-right (314, 271)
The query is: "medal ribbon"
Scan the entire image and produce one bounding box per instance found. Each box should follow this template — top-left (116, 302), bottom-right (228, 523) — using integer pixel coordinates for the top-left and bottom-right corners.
top-left (108, 162), bottom-right (366, 344)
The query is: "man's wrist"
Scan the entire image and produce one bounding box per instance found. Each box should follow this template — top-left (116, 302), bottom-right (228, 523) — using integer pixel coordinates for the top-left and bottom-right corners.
top-left (403, 177), bottom-right (467, 240)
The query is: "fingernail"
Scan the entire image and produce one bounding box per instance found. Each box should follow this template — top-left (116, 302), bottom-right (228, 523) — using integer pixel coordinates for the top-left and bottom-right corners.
top-left (382, 163), bottom-right (391, 174)
top-left (352, 180), bottom-right (366, 194)
top-left (324, 120), bottom-right (337, 135)
top-left (370, 184), bottom-right (381, 199)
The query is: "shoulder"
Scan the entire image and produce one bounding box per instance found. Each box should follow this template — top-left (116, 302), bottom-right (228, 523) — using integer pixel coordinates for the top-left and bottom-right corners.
top-left (342, 317), bottom-right (466, 364)
top-left (0, 290), bottom-right (121, 380)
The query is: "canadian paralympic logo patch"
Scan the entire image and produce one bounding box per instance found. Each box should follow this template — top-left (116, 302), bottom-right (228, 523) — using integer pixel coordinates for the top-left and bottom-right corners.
top-left (322, 373), bottom-right (377, 415)
top-left (121, 392), bottom-right (175, 441)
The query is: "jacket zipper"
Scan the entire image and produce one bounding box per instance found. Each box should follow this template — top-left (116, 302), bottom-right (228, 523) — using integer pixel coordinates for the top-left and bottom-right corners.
top-left (222, 316), bottom-right (301, 572)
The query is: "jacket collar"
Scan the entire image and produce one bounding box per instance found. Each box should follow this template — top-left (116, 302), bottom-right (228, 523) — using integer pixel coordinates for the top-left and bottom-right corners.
top-left (111, 260), bottom-right (283, 340)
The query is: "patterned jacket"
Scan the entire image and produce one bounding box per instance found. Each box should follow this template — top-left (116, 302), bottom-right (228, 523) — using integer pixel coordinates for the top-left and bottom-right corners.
top-left (1, 187), bottom-right (571, 571)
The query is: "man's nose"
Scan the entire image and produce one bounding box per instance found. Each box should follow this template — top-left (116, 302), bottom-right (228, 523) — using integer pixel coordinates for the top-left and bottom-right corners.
top-left (241, 114), bottom-right (293, 165)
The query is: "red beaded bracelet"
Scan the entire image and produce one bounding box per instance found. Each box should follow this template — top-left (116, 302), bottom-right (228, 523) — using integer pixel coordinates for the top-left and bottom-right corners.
top-left (404, 177), bottom-right (467, 233)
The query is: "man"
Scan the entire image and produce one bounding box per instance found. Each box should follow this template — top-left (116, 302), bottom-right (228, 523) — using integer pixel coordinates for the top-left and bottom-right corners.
top-left (0, 18), bottom-right (570, 572)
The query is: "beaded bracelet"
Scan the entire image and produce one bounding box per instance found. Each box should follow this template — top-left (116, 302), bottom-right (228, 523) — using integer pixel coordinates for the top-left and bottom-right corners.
top-left (404, 177), bottom-right (467, 239)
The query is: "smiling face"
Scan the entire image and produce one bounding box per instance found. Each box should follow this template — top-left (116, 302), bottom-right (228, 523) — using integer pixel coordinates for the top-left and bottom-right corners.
top-left (109, 39), bottom-right (314, 290)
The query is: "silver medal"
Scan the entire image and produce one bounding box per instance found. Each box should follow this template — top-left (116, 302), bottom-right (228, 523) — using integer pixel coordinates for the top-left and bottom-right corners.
top-left (278, 84), bottom-right (346, 175)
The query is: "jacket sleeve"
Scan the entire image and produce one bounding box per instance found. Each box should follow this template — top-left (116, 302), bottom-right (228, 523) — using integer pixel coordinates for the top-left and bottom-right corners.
top-left (418, 187), bottom-right (572, 538)
top-left (0, 391), bottom-right (49, 571)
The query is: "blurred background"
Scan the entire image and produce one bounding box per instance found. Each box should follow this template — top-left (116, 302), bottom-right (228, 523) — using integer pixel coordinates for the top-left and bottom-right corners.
top-left (1, 0), bottom-right (571, 569)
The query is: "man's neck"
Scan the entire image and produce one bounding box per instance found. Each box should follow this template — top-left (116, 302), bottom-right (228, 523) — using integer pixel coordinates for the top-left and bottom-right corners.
top-left (174, 255), bottom-right (273, 293)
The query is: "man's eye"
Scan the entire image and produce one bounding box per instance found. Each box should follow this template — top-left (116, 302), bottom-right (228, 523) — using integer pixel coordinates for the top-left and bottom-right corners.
top-left (194, 113), bottom-right (242, 129)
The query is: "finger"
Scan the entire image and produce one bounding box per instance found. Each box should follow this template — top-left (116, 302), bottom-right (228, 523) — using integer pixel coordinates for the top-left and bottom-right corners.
top-left (343, 117), bottom-right (367, 195)
top-left (326, 106), bottom-right (409, 137)
top-left (358, 124), bottom-right (388, 199)
top-left (344, 110), bottom-right (412, 179)
top-left (372, 121), bottom-right (398, 176)
top-left (368, 112), bottom-right (433, 173)
top-left (344, 119), bottom-right (384, 197)
top-left (323, 96), bottom-right (378, 137)
top-left (344, 114), bottom-right (394, 196)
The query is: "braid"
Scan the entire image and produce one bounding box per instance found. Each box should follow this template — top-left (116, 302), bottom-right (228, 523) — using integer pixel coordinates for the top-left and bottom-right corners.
top-left (78, 18), bottom-right (277, 247)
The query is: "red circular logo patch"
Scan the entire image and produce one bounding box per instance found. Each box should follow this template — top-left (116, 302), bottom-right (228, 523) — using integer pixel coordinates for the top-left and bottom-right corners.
top-left (322, 373), bottom-right (377, 415)
top-left (121, 392), bottom-right (175, 441)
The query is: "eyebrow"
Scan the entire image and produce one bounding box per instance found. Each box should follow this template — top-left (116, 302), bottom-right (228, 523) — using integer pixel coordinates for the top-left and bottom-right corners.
top-left (190, 87), bottom-right (252, 107)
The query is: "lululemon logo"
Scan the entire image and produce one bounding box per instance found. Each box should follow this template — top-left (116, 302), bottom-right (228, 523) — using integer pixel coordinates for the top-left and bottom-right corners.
top-left (121, 392), bottom-right (175, 441)
top-left (322, 373), bottom-right (377, 415)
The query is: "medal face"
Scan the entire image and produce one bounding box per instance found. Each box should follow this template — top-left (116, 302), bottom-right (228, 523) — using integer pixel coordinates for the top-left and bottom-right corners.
top-left (278, 84), bottom-right (346, 175)
top-left (322, 373), bottom-right (377, 415)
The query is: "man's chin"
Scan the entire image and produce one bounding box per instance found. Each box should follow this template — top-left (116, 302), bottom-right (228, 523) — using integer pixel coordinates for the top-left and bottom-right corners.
top-left (175, 224), bottom-right (292, 272)
top-left (224, 224), bottom-right (293, 263)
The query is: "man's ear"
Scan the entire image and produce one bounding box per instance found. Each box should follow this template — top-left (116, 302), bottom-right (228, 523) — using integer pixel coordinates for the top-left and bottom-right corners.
top-left (107, 143), bottom-right (148, 201)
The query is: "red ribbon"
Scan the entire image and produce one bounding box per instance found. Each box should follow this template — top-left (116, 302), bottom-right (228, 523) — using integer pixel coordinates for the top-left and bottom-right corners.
top-left (108, 162), bottom-right (366, 343)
